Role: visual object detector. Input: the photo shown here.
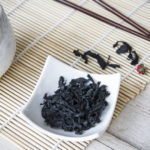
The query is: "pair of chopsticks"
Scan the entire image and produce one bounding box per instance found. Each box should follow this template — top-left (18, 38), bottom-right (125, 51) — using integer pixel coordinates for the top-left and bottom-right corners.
top-left (54, 0), bottom-right (150, 42)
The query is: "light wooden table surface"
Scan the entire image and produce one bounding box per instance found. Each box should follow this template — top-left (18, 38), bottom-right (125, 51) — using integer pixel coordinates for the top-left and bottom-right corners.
top-left (1, 84), bottom-right (150, 150)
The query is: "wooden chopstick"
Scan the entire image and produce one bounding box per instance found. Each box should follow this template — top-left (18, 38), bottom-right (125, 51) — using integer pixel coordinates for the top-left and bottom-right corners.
top-left (93, 0), bottom-right (150, 36)
top-left (54, 0), bottom-right (150, 42)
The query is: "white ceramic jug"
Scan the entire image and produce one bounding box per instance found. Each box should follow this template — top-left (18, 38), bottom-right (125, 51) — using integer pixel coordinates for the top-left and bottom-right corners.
top-left (0, 5), bottom-right (16, 78)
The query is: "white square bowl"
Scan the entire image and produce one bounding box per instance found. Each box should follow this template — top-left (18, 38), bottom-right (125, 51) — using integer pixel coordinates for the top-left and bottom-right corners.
top-left (22, 55), bottom-right (121, 141)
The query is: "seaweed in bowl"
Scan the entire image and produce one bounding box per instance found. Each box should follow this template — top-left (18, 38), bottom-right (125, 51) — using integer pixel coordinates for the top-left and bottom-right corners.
top-left (41, 74), bottom-right (110, 134)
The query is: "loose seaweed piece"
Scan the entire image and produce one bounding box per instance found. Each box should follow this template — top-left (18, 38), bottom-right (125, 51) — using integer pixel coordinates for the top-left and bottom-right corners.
top-left (113, 41), bottom-right (139, 65)
top-left (41, 75), bottom-right (110, 134)
top-left (85, 51), bottom-right (107, 69)
top-left (113, 41), bottom-right (132, 54)
top-left (131, 51), bottom-right (139, 65)
top-left (73, 50), bottom-right (88, 64)
top-left (73, 50), bottom-right (120, 70)
top-left (107, 64), bottom-right (120, 68)
top-left (127, 53), bottom-right (133, 60)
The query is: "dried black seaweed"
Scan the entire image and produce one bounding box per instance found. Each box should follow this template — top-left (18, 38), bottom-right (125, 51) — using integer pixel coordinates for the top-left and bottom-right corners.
top-left (107, 64), bottom-right (120, 68)
top-left (113, 41), bottom-right (139, 65)
top-left (73, 50), bottom-right (88, 64)
top-left (41, 75), bottom-right (110, 134)
top-left (73, 50), bottom-right (120, 70)
top-left (85, 51), bottom-right (107, 69)
top-left (127, 53), bottom-right (133, 60)
top-left (113, 41), bottom-right (132, 54)
top-left (131, 51), bottom-right (139, 65)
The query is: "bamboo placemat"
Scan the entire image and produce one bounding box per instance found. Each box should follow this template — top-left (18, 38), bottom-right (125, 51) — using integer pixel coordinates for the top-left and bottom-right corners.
top-left (0, 0), bottom-right (150, 149)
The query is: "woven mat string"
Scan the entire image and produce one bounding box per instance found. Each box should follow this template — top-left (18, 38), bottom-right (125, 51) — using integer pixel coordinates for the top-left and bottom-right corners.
top-left (7, 0), bottom-right (27, 16)
top-left (52, 140), bottom-right (63, 150)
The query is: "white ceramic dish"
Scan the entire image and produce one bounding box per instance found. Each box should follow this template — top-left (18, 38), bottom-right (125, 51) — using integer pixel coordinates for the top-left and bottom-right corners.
top-left (22, 55), bottom-right (121, 141)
